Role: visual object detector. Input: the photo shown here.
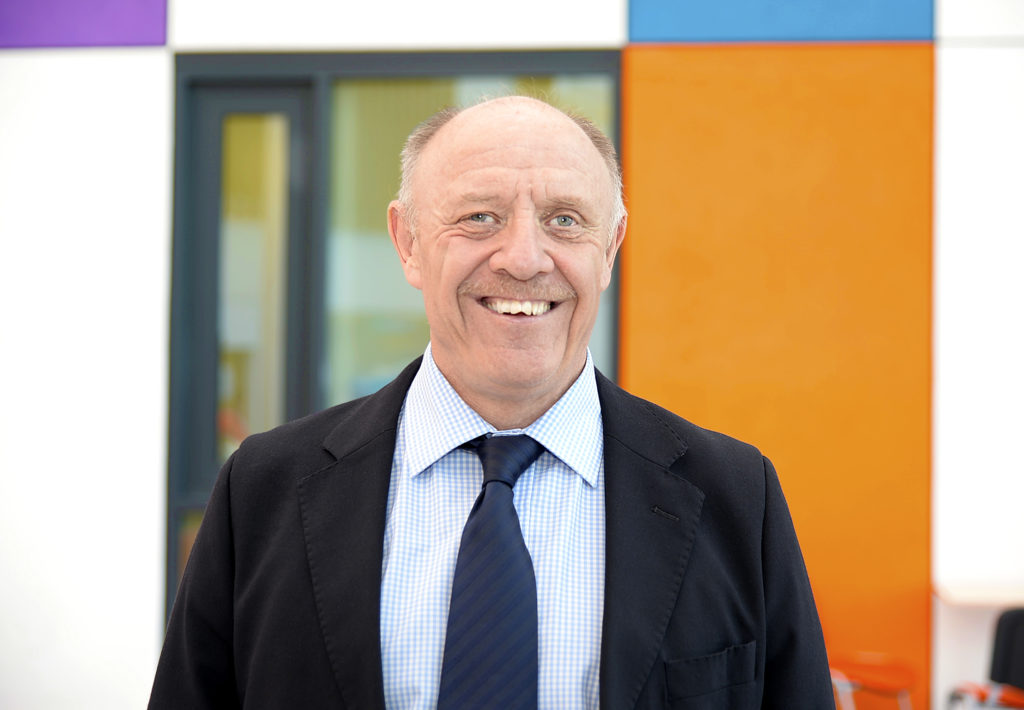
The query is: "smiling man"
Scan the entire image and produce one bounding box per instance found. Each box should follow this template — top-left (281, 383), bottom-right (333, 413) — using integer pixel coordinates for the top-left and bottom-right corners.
top-left (150, 97), bottom-right (835, 709)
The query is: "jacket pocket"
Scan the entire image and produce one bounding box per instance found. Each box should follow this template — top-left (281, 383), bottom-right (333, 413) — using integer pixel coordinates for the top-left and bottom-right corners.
top-left (665, 641), bottom-right (756, 700)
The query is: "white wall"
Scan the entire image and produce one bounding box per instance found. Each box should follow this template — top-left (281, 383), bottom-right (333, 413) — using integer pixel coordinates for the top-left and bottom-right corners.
top-left (934, 45), bottom-right (1024, 596)
top-left (169, 0), bottom-right (627, 50)
top-left (933, 1), bottom-right (1024, 704)
top-left (0, 48), bottom-right (172, 709)
top-left (937, 0), bottom-right (1024, 40)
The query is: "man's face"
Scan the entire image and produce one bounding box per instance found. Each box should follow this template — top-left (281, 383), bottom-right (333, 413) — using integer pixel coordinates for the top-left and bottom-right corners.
top-left (389, 98), bottom-right (625, 418)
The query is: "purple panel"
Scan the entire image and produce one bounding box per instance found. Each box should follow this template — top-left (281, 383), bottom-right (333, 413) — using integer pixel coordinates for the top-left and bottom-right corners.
top-left (0, 0), bottom-right (166, 48)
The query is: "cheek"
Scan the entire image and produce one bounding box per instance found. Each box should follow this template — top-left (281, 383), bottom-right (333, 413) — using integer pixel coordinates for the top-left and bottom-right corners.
top-left (573, 254), bottom-right (614, 296)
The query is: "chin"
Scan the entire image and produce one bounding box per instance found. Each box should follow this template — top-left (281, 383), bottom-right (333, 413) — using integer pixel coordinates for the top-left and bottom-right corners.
top-left (483, 348), bottom-right (573, 392)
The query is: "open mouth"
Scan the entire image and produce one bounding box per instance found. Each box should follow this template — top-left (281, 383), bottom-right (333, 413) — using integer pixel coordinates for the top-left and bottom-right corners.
top-left (482, 298), bottom-right (554, 316)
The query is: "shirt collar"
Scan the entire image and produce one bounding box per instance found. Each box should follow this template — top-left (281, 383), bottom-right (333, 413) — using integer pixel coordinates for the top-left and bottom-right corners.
top-left (401, 344), bottom-right (604, 486)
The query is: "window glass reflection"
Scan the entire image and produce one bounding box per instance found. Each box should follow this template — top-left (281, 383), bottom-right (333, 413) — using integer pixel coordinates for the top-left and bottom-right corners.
top-left (218, 113), bottom-right (289, 461)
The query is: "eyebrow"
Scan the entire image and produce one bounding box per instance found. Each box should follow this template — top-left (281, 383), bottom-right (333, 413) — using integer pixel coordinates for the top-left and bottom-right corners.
top-left (456, 192), bottom-right (504, 205)
top-left (544, 196), bottom-right (589, 210)
top-left (453, 191), bottom-right (594, 213)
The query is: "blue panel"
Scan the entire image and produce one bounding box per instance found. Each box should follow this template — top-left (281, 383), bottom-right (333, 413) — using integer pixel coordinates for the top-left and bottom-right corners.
top-left (629, 0), bottom-right (933, 42)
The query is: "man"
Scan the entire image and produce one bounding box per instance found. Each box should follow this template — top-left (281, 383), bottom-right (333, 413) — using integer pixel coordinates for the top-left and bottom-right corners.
top-left (150, 96), bottom-right (835, 709)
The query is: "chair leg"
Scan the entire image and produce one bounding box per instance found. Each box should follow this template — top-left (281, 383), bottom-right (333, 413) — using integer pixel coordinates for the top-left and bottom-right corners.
top-left (984, 684), bottom-right (1004, 707)
top-left (832, 674), bottom-right (857, 710)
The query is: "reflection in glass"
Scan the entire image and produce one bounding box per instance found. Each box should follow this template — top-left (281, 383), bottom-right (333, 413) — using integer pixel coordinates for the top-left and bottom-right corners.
top-left (176, 508), bottom-right (205, 579)
top-left (218, 114), bottom-right (289, 461)
top-left (327, 76), bottom-right (616, 405)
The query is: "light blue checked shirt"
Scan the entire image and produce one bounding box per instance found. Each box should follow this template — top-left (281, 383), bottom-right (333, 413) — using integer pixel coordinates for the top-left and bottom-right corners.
top-left (380, 344), bottom-right (606, 710)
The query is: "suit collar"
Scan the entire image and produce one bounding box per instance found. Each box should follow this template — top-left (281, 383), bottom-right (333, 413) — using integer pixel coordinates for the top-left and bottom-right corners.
top-left (595, 371), bottom-right (706, 710)
top-left (595, 368), bottom-right (689, 464)
top-left (321, 357), bottom-right (423, 461)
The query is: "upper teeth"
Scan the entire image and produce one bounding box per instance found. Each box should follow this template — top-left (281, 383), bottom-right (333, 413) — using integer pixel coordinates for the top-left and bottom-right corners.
top-left (486, 299), bottom-right (552, 316)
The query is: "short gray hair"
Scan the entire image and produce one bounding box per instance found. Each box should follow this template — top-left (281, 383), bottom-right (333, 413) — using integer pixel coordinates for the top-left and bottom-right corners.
top-left (396, 98), bottom-right (626, 231)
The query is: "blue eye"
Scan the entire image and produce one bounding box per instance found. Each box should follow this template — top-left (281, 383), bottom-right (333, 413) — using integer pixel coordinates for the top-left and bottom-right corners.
top-left (553, 215), bottom-right (577, 227)
top-left (468, 213), bottom-right (492, 223)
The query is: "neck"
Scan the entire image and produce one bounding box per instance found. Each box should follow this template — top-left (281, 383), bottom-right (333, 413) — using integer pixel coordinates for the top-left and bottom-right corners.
top-left (432, 354), bottom-right (586, 431)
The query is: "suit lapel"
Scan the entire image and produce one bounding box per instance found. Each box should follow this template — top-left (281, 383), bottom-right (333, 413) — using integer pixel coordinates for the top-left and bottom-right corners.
top-left (596, 373), bottom-right (706, 710)
top-left (297, 359), bottom-right (421, 710)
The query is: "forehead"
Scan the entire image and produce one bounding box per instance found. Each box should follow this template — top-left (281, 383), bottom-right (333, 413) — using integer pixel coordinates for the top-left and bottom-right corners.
top-left (414, 100), bottom-right (612, 202)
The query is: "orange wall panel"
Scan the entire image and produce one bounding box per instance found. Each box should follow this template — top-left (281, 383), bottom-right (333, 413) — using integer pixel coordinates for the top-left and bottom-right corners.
top-left (621, 44), bottom-right (932, 708)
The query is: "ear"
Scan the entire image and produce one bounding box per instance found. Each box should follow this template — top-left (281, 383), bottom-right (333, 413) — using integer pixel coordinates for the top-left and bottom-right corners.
top-left (388, 200), bottom-right (422, 290)
top-left (600, 215), bottom-right (627, 290)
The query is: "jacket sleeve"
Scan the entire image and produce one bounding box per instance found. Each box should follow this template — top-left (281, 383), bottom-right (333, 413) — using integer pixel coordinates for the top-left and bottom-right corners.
top-left (149, 453), bottom-right (241, 709)
top-left (760, 457), bottom-right (835, 709)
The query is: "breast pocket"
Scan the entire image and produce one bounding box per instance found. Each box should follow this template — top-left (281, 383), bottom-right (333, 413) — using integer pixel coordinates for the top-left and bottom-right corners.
top-left (665, 640), bottom-right (756, 702)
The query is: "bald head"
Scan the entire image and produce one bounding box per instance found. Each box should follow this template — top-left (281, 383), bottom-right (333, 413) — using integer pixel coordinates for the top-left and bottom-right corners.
top-left (397, 97), bottom-right (625, 235)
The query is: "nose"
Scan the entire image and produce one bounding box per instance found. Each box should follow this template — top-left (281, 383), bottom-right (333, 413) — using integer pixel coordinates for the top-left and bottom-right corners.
top-left (488, 215), bottom-right (555, 281)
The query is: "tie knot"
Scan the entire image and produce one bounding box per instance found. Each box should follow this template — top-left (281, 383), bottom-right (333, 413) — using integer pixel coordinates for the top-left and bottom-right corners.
top-left (472, 434), bottom-right (544, 487)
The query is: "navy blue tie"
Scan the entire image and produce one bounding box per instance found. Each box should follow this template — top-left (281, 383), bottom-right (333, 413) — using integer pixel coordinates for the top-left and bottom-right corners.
top-left (437, 434), bottom-right (544, 710)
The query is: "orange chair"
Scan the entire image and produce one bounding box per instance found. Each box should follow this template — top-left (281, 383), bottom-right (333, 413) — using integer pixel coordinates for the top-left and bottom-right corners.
top-left (947, 682), bottom-right (1024, 708)
top-left (831, 652), bottom-right (915, 710)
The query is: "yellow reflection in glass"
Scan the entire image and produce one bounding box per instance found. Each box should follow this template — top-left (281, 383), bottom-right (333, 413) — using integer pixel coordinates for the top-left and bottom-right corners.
top-left (177, 508), bottom-right (205, 579)
top-left (327, 75), bottom-right (615, 404)
top-left (218, 113), bottom-right (289, 461)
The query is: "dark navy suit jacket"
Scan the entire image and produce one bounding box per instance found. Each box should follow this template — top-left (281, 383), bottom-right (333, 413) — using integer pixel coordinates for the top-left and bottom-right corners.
top-left (150, 359), bottom-right (834, 709)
